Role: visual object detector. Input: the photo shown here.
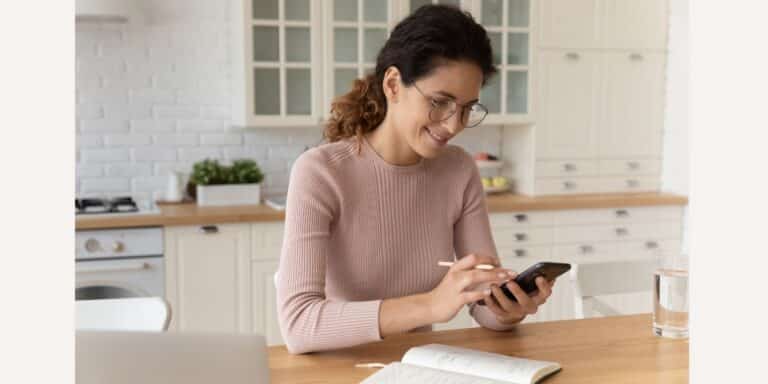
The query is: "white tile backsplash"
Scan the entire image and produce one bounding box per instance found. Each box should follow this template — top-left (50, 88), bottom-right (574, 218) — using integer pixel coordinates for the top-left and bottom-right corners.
top-left (75, 0), bottom-right (502, 204)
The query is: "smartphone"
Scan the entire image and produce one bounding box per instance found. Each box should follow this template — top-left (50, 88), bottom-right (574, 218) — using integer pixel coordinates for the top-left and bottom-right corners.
top-left (477, 262), bottom-right (571, 306)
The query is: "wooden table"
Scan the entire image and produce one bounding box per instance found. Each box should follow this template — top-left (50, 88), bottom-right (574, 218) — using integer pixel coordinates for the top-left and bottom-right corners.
top-left (267, 314), bottom-right (688, 383)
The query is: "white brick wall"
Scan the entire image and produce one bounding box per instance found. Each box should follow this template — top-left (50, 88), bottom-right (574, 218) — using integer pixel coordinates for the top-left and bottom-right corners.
top-left (75, 0), bottom-right (502, 206)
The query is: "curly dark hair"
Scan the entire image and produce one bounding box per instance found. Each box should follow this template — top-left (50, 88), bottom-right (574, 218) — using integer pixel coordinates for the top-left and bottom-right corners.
top-left (323, 4), bottom-right (497, 149)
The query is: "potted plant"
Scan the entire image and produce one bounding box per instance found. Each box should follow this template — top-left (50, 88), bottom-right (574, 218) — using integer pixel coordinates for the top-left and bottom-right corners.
top-left (189, 159), bottom-right (265, 206)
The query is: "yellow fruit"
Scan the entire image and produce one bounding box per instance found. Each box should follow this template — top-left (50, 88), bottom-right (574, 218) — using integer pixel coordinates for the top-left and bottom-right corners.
top-left (492, 176), bottom-right (508, 188)
top-left (481, 177), bottom-right (492, 188)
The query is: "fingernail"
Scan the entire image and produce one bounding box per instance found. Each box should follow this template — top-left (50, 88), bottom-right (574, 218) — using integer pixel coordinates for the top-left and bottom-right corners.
top-left (507, 271), bottom-right (517, 278)
top-left (484, 288), bottom-right (491, 295)
top-left (497, 272), bottom-right (508, 279)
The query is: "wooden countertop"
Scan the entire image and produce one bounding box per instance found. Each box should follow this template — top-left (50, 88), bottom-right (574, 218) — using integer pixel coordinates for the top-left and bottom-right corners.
top-left (267, 314), bottom-right (689, 383)
top-left (75, 192), bottom-right (687, 230)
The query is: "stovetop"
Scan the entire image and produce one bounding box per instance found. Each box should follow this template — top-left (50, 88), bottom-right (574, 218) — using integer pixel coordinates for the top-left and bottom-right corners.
top-left (76, 197), bottom-right (140, 215)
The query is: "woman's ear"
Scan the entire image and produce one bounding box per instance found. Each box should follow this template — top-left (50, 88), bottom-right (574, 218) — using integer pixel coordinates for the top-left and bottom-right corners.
top-left (382, 66), bottom-right (401, 103)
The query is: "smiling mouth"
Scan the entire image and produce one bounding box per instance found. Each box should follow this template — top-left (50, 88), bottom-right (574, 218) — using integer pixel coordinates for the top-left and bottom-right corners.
top-left (425, 126), bottom-right (450, 143)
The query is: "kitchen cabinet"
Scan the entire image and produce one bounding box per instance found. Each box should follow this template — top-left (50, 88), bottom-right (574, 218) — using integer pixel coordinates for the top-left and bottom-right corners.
top-left (601, 0), bottom-right (668, 50)
top-left (535, 49), bottom-right (600, 159)
top-left (474, 0), bottom-right (534, 124)
top-left (531, 0), bottom-right (668, 195)
top-left (598, 51), bottom-right (665, 158)
top-left (165, 223), bottom-right (252, 333)
top-left (538, 0), bottom-right (600, 49)
top-left (538, 0), bottom-right (667, 50)
top-left (231, 0), bottom-right (324, 126)
top-left (250, 222), bottom-right (284, 345)
top-left (323, 0), bottom-right (399, 118)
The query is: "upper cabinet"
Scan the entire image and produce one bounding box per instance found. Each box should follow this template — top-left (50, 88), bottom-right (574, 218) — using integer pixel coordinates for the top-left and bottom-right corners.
top-left (232, 0), bottom-right (323, 127)
top-left (538, 0), bottom-right (668, 50)
top-left (475, 0), bottom-right (533, 124)
top-left (323, 0), bottom-right (399, 119)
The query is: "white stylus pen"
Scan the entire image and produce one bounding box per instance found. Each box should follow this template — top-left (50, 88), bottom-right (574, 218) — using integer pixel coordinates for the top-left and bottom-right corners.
top-left (437, 261), bottom-right (495, 270)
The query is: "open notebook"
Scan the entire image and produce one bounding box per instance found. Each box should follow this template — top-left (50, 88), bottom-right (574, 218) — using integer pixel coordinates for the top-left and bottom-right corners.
top-left (360, 344), bottom-right (561, 384)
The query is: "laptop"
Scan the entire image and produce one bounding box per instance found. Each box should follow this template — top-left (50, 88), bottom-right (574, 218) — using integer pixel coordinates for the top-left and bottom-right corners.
top-left (76, 331), bottom-right (270, 384)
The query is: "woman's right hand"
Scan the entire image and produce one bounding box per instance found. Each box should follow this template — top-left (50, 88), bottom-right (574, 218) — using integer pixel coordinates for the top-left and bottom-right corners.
top-left (426, 253), bottom-right (516, 324)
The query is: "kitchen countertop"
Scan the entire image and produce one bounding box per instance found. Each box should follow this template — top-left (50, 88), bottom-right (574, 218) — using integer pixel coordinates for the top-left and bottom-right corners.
top-left (75, 192), bottom-right (688, 230)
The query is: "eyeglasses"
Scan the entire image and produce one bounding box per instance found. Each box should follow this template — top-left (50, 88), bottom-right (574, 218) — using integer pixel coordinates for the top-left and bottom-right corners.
top-left (412, 82), bottom-right (488, 128)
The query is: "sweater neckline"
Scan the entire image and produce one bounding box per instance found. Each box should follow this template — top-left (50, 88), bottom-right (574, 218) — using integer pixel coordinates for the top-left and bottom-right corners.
top-left (359, 136), bottom-right (426, 173)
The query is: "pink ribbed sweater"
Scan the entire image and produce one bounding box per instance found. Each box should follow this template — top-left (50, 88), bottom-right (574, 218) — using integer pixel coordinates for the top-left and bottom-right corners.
top-left (276, 137), bottom-right (515, 354)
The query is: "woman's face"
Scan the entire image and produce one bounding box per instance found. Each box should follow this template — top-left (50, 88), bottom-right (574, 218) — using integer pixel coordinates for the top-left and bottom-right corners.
top-left (389, 60), bottom-right (484, 159)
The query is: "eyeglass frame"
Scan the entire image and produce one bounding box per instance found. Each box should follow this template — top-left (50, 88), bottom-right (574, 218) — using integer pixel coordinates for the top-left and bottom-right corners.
top-left (411, 82), bottom-right (489, 128)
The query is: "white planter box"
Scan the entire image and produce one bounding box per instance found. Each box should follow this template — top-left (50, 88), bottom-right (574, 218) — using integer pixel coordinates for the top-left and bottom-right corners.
top-left (196, 183), bottom-right (261, 206)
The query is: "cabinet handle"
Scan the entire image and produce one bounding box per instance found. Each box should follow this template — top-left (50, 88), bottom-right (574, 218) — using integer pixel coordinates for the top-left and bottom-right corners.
top-left (627, 161), bottom-right (640, 170)
top-left (563, 181), bottom-right (576, 190)
top-left (626, 179), bottom-right (639, 188)
top-left (514, 214), bottom-right (528, 223)
top-left (563, 163), bottom-right (577, 172)
top-left (565, 52), bottom-right (580, 60)
top-left (615, 209), bottom-right (629, 218)
top-left (645, 241), bottom-right (659, 249)
top-left (514, 233), bottom-right (528, 242)
top-left (579, 245), bottom-right (594, 254)
top-left (629, 53), bottom-right (644, 61)
top-left (514, 249), bottom-right (527, 258)
top-left (199, 225), bottom-right (219, 234)
top-left (76, 262), bottom-right (150, 274)
top-left (615, 228), bottom-right (629, 236)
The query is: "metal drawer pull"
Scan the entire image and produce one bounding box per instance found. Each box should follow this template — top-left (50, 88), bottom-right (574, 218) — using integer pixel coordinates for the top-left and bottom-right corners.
top-left (563, 181), bottom-right (576, 190)
top-left (514, 233), bottom-right (528, 241)
top-left (627, 161), bottom-right (640, 170)
top-left (565, 52), bottom-right (580, 60)
top-left (514, 214), bottom-right (528, 223)
top-left (629, 53), bottom-right (644, 61)
top-left (579, 245), bottom-right (594, 254)
top-left (615, 209), bottom-right (629, 218)
top-left (76, 262), bottom-right (150, 274)
top-left (615, 228), bottom-right (629, 236)
top-left (645, 241), bottom-right (659, 249)
top-left (199, 225), bottom-right (219, 234)
top-left (514, 249), bottom-right (527, 257)
top-left (563, 163), bottom-right (577, 172)
top-left (626, 179), bottom-right (639, 188)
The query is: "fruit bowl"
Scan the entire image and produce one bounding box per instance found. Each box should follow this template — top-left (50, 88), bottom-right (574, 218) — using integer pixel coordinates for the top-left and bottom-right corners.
top-left (483, 184), bottom-right (510, 194)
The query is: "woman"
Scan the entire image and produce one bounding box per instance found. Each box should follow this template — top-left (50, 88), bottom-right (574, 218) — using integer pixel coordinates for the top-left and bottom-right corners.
top-left (276, 5), bottom-right (554, 354)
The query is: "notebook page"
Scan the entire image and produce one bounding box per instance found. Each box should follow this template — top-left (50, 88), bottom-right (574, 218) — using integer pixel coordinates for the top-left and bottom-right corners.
top-left (359, 362), bottom-right (510, 384)
top-left (401, 344), bottom-right (558, 384)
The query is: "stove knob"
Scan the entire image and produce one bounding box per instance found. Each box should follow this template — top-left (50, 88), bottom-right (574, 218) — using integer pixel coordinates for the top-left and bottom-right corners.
top-left (84, 238), bottom-right (101, 253)
top-left (112, 241), bottom-right (125, 253)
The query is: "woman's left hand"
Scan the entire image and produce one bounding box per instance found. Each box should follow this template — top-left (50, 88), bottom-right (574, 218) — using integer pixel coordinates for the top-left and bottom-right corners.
top-left (483, 276), bottom-right (555, 325)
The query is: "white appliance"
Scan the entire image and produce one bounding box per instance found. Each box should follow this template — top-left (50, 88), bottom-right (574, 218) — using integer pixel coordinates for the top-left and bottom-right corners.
top-left (75, 227), bottom-right (164, 300)
top-left (75, 0), bottom-right (143, 23)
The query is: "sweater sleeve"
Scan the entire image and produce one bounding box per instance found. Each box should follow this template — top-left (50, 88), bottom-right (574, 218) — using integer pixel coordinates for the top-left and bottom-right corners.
top-left (276, 150), bottom-right (383, 354)
top-left (452, 150), bottom-right (517, 331)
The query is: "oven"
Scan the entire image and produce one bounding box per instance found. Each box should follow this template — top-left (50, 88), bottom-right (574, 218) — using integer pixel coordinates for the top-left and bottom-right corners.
top-left (75, 227), bottom-right (164, 300)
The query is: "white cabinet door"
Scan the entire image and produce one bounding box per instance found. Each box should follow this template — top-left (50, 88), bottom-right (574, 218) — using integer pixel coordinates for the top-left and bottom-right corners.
top-left (232, 0), bottom-right (323, 126)
top-left (251, 261), bottom-right (284, 346)
top-left (598, 52), bottom-right (665, 158)
top-left (535, 50), bottom-right (600, 159)
top-left (601, 0), bottom-right (668, 50)
top-left (165, 224), bottom-right (251, 333)
top-left (538, 0), bottom-right (600, 48)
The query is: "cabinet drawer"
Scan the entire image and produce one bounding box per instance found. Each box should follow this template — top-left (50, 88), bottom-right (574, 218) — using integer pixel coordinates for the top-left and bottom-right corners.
top-left (598, 176), bottom-right (660, 193)
top-left (535, 177), bottom-right (603, 195)
top-left (553, 221), bottom-right (681, 244)
top-left (535, 160), bottom-right (599, 178)
top-left (554, 206), bottom-right (683, 225)
top-left (498, 246), bottom-right (552, 263)
top-left (552, 242), bottom-right (620, 261)
top-left (494, 227), bottom-right (554, 247)
top-left (489, 211), bottom-right (555, 228)
top-left (619, 239), bottom-right (682, 258)
top-left (599, 159), bottom-right (661, 175)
